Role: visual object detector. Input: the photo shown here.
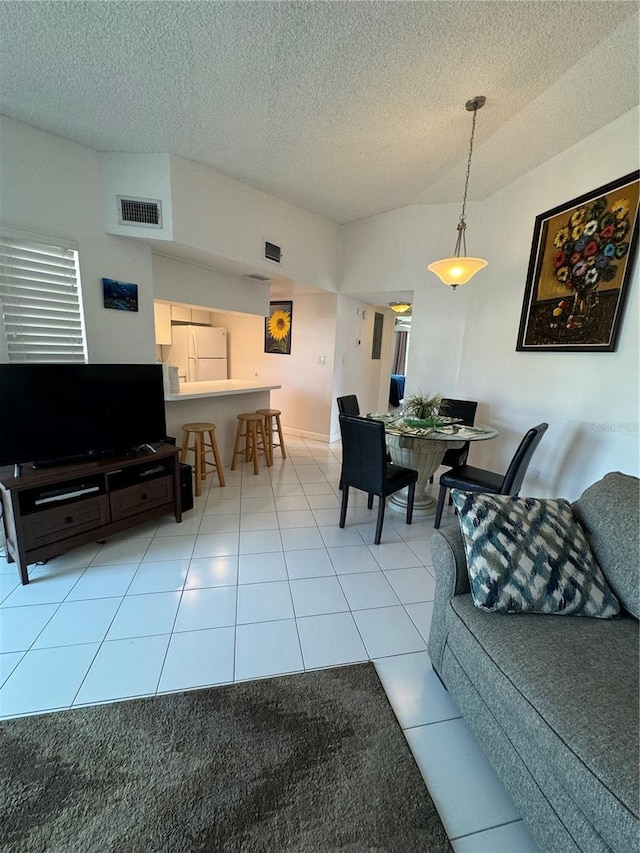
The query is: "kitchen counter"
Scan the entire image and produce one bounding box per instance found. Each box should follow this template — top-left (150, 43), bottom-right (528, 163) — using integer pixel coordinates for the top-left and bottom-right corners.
top-left (164, 379), bottom-right (281, 401)
top-left (162, 380), bottom-right (281, 465)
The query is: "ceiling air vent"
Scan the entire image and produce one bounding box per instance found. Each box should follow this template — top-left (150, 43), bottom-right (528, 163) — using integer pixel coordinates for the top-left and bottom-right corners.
top-left (245, 274), bottom-right (272, 284)
top-left (264, 241), bottom-right (282, 264)
top-left (117, 195), bottom-right (163, 229)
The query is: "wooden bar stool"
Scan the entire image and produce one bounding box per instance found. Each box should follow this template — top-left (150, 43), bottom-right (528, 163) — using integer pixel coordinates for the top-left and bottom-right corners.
top-left (180, 422), bottom-right (226, 496)
top-left (230, 413), bottom-right (272, 474)
top-left (256, 408), bottom-right (287, 460)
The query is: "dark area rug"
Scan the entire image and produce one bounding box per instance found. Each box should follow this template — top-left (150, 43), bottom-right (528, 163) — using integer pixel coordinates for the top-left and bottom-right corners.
top-left (1, 662), bottom-right (451, 852)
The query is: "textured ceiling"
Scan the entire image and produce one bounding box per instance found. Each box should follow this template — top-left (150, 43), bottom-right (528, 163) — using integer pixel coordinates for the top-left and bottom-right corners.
top-left (0, 1), bottom-right (638, 224)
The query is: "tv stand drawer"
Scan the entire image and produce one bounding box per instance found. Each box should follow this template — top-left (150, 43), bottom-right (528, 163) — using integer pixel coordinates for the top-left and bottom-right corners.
top-left (110, 476), bottom-right (173, 520)
top-left (21, 495), bottom-right (111, 550)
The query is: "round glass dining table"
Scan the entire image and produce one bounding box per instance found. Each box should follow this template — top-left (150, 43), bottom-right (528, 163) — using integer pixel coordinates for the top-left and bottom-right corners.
top-left (367, 413), bottom-right (499, 517)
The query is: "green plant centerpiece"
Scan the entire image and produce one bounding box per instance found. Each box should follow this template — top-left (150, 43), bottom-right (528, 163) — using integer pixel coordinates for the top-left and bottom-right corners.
top-left (401, 390), bottom-right (445, 428)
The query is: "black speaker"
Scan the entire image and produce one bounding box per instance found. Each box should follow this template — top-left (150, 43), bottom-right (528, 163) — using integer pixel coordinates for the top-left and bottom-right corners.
top-left (180, 463), bottom-right (194, 513)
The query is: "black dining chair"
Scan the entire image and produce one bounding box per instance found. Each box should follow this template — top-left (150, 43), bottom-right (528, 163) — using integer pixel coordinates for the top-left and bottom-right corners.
top-left (337, 396), bottom-right (391, 486)
top-left (337, 396), bottom-right (362, 491)
top-left (433, 422), bottom-right (549, 529)
top-left (337, 395), bottom-right (361, 416)
top-left (339, 414), bottom-right (418, 545)
top-left (430, 398), bottom-right (478, 483)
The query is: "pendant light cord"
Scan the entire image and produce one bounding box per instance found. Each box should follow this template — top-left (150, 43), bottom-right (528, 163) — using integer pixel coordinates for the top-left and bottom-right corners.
top-left (453, 103), bottom-right (480, 257)
top-left (459, 106), bottom-right (478, 228)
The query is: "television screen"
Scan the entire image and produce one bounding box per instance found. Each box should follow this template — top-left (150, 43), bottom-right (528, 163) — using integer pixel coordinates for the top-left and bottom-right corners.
top-left (0, 364), bottom-right (167, 467)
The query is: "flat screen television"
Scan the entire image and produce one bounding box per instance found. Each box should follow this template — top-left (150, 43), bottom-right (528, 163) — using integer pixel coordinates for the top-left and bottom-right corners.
top-left (0, 363), bottom-right (167, 467)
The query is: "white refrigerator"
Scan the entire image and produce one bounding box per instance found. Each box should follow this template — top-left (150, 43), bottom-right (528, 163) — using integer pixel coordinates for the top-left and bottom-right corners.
top-left (167, 326), bottom-right (228, 381)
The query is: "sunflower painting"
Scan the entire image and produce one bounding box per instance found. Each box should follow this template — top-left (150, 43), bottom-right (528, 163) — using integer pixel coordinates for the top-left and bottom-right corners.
top-left (265, 301), bottom-right (293, 354)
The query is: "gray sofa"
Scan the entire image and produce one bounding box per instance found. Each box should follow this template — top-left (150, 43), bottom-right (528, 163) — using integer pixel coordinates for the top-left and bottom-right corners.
top-left (428, 472), bottom-right (639, 853)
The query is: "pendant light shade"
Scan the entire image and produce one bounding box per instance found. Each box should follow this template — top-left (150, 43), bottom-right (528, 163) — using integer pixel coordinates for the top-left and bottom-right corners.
top-left (428, 96), bottom-right (488, 290)
top-left (427, 256), bottom-right (488, 287)
top-left (389, 301), bottom-right (412, 313)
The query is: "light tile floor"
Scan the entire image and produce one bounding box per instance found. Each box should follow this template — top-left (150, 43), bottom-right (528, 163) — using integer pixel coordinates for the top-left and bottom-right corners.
top-left (0, 435), bottom-right (539, 852)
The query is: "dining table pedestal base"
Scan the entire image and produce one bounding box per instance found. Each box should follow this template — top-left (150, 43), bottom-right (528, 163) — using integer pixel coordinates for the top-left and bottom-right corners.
top-left (386, 434), bottom-right (463, 517)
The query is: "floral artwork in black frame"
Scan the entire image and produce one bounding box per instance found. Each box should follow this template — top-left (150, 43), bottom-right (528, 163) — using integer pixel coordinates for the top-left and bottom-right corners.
top-left (516, 172), bottom-right (639, 352)
top-left (264, 300), bottom-right (292, 354)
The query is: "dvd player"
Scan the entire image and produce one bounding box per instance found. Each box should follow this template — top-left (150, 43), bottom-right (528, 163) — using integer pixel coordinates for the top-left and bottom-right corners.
top-left (34, 484), bottom-right (100, 506)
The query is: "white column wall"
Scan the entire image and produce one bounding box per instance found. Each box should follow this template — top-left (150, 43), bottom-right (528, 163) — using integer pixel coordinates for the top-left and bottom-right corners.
top-left (375, 308), bottom-right (398, 414)
top-left (330, 296), bottom-right (397, 441)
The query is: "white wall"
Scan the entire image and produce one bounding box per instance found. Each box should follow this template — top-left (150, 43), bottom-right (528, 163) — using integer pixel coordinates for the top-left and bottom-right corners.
top-left (101, 151), bottom-right (341, 292)
top-left (0, 116), bottom-right (156, 364)
top-left (170, 156), bottom-right (341, 292)
top-left (211, 293), bottom-right (340, 440)
top-left (340, 108), bottom-right (639, 499)
top-left (340, 201), bottom-right (481, 396)
top-left (151, 253), bottom-right (270, 317)
top-left (272, 291), bottom-right (338, 439)
top-left (214, 290), bottom-right (398, 442)
top-left (330, 297), bottom-right (397, 440)
top-left (103, 153), bottom-right (174, 240)
top-left (458, 108), bottom-right (639, 499)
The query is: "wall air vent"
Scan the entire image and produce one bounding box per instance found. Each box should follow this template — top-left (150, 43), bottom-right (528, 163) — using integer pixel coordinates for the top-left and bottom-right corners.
top-left (264, 241), bottom-right (282, 264)
top-left (117, 196), bottom-right (163, 229)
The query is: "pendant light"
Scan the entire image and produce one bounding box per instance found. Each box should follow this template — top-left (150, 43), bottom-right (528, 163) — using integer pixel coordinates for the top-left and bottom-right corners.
top-left (389, 302), bottom-right (412, 313)
top-left (428, 96), bottom-right (488, 289)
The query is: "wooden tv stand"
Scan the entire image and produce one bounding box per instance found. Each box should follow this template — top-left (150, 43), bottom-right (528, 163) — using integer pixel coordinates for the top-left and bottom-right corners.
top-left (0, 444), bottom-right (182, 585)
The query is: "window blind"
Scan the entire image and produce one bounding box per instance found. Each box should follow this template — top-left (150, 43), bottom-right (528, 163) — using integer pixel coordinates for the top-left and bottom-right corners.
top-left (0, 234), bottom-right (87, 362)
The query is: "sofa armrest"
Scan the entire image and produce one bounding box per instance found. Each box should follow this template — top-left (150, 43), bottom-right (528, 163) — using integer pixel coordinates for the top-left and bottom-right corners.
top-left (432, 526), bottom-right (471, 596)
top-left (427, 526), bottom-right (470, 675)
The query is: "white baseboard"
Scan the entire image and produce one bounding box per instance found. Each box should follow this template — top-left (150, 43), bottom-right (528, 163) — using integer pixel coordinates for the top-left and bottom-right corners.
top-left (283, 427), bottom-right (331, 443)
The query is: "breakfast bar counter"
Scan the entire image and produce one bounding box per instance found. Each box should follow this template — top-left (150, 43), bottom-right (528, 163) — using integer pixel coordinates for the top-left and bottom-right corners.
top-left (163, 380), bottom-right (282, 468)
top-left (164, 379), bottom-right (281, 402)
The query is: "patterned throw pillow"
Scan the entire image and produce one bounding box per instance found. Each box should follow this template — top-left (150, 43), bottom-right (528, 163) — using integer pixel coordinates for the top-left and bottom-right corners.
top-left (451, 491), bottom-right (620, 618)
